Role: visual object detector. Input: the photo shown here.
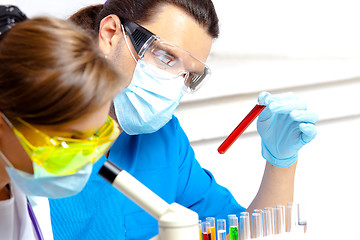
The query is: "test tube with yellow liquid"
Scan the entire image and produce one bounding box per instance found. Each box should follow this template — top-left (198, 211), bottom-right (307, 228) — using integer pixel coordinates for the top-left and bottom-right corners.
top-left (206, 217), bottom-right (216, 240)
top-left (199, 220), bottom-right (203, 240)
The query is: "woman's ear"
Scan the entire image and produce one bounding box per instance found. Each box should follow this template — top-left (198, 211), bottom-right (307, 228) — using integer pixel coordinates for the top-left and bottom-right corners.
top-left (98, 14), bottom-right (122, 56)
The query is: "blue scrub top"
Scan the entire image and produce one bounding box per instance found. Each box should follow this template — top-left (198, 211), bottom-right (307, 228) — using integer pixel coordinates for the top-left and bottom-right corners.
top-left (49, 116), bottom-right (245, 240)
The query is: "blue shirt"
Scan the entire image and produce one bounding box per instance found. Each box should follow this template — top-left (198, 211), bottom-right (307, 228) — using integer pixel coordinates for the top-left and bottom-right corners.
top-left (49, 116), bottom-right (245, 240)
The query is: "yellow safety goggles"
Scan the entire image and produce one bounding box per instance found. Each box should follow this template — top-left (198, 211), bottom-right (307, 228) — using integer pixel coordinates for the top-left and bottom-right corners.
top-left (3, 114), bottom-right (120, 175)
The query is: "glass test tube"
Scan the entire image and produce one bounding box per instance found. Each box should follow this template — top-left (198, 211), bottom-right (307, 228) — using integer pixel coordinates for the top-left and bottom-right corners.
top-left (252, 212), bottom-right (263, 238)
top-left (279, 205), bottom-right (286, 233)
top-left (218, 104), bottom-right (266, 154)
top-left (264, 207), bottom-right (275, 235)
top-left (199, 220), bottom-right (203, 240)
top-left (202, 222), bottom-right (211, 240)
top-left (206, 217), bottom-right (216, 240)
top-left (227, 214), bottom-right (236, 234)
top-left (253, 209), bottom-right (264, 238)
top-left (239, 212), bottom-right (250, 240)
top-left (286, 202), bottom-right (293, 232)
top-left (229, 215), bottom-right (238, 240)
top-left (274, 205), bottom-right (285, 234)
top-left (297, 203), bottom-right (307, 233)
top-left (263, 208), bottom-right (273, 236)
top-left (217, 219), bottom-right (226, 240)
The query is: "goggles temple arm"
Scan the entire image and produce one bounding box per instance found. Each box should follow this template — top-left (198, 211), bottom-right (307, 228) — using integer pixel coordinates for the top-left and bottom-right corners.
top-left (120, 18), bottom-right (155, 56)
top-left (1, 113), bottom-right (14, 129)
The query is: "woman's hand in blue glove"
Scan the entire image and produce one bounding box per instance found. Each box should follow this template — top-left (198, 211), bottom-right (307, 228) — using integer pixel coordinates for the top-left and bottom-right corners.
top-left (257, 92), bottom-right (318, 168)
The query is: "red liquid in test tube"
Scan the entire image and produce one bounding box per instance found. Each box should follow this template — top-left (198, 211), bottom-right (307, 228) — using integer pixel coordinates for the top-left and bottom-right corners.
top-left (202, 233), bottom-right (211, 240)
top-left (218, 104), bottom-right (266, 154)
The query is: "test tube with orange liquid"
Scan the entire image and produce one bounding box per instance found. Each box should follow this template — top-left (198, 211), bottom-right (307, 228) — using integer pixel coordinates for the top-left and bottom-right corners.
top-left (206, 217), bottom-right (216, 240)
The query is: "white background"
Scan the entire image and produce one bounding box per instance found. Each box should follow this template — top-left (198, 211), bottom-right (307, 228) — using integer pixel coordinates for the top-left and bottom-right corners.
top-left (5, 0), bottom-right (360, 239)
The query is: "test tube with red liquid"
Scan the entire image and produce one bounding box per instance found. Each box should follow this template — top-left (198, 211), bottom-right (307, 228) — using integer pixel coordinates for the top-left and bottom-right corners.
top-left (202, 221), bottom-right (212, 240)
top-left (218, 104), bottom-right (266, 154)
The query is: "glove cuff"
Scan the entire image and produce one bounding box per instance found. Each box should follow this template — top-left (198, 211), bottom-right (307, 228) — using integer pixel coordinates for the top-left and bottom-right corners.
top-left (261, 143), bottom-right (298, 168)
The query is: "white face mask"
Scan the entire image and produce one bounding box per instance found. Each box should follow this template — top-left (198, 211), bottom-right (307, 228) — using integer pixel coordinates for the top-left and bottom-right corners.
top-left (113, 59), bottom-right (185, 135)
top-left (0, 151), bottom-right (92, 199)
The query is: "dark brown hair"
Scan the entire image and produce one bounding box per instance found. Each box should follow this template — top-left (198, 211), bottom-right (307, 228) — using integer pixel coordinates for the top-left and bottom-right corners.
top-left (70, 0), bottom-right (219, 38)
top-left (0, 17), bottom-right (124, 125)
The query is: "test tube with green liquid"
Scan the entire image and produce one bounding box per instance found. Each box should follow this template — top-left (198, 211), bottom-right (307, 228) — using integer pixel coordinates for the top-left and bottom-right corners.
top-left (229, 215), bottom-right (238, 240)
top-left (227, 214), bottom-right (236, 234)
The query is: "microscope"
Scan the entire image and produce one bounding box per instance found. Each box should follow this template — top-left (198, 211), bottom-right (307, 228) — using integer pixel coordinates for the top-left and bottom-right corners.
top-left (98, 160), bottom-right (199, 240)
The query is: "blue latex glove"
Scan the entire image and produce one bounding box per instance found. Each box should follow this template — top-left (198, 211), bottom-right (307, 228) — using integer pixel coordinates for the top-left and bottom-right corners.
top-left (257, 92), bottom-right (318, 168)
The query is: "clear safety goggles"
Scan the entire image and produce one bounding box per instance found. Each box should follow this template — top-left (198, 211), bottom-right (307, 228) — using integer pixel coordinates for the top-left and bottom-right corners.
top-left (121, 18), bottom-right (211, 93)
top-left (2, 114), bottom-right (120, 175)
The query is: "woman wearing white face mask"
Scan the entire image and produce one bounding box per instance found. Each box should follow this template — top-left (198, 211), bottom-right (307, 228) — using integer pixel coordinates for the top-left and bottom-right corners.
top-left (0, 5), bottom-right (124, 239)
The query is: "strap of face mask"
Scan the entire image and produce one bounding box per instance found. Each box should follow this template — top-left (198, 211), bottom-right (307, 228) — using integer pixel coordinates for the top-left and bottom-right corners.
top-left (0, 151), bottom-right (14, 168)
top-left (0, 113), bottom-right (16, 168)
top-left (120, 23), bottom-right (138, 64)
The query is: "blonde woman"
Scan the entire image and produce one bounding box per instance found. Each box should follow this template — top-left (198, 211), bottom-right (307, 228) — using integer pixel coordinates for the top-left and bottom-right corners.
top-left (0, 5), bottom-right (125, 239)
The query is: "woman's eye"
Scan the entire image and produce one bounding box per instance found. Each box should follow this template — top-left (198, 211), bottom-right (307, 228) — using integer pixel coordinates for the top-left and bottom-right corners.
top-left (152, 49), bottom-right (177, 67)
